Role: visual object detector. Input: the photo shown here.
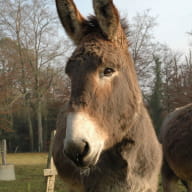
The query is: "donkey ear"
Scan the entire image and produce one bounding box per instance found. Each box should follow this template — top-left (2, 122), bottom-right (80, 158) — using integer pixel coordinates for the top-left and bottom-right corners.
top-left (55, 0), bottom-right (86, 44)
top-left (93, 0), bottom-right (120, 40)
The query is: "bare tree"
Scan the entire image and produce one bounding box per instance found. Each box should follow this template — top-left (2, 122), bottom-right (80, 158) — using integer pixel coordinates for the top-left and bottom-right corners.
top-left (129, 10), bottom-right (158, 92)
top-left (161, 49), bottom-right (192, 112)
top-left (0, 38), bottom-right (21, 134)
top-left (0, 0), bottom-right (70, 151)
top-left (188, 30), bottom-right (192, 47)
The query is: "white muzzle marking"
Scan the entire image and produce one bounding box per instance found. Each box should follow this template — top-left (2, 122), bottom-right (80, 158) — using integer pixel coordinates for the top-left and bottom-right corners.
top-left (64, 112), bottom-right (105, 165)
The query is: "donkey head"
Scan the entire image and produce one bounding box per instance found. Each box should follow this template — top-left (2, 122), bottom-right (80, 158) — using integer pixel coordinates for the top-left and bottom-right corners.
top-left (56, 0), bottom-right (142, 168)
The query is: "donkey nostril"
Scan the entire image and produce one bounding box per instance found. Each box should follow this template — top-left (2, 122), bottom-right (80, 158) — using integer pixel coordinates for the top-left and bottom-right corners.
top-left (65, 140), bottom-right (90, 166)
top-left (75, 141), bottom-right (89, 165)
top-left (76, 141), bottom-right (89, 164)
top-left (81, 141), bottom-right (89, 157)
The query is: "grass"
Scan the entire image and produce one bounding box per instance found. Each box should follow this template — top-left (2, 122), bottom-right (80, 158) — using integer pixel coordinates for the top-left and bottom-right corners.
top-left (6, 153), bottom-right (47, 165)
top-left (157, 177), bottom-right (186, 192)
top-left (0, 153), bottom-right (66, 192)
top-left (0, 153), bottom-right (187, 192)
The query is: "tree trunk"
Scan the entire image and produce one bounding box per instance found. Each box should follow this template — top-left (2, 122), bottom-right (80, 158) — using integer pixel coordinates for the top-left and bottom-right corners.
top-left (37, 100), bottom-right (43, 152)
top-left (27, 105), bottom-right (34, 152)
top-left (43, 112), bottom-right (48, 151)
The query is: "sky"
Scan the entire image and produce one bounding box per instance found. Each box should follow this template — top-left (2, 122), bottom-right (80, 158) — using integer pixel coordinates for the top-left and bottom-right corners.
top-left (73, 0), bottom-right (192, 53)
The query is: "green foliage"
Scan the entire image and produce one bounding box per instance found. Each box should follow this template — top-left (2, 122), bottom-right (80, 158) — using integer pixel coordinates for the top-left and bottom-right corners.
top-left (148, 56), bottom-right (163, 135)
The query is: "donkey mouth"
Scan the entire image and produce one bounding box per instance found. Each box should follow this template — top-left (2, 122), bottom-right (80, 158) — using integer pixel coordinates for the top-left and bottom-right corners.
top-left (64, 145), bottom-right (102, 169)
top-left (68, 151), bottom-right (100, 169)
top-left (81, 150), bottom-right (101, 168)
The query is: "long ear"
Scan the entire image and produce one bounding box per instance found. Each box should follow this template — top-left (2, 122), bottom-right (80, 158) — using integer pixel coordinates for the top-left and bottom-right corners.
top-left (55, 0), bottom-right (86, 44)
top-left (93, 0), bottom-right (120, 40)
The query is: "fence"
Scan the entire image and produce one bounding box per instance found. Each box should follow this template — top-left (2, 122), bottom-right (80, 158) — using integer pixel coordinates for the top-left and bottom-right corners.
top-left (0, 139), bottom-right (7, 165)
top-left (44, 131), bottom-right (57, 192)
top-left (0, 139), bottom-right (15, 181)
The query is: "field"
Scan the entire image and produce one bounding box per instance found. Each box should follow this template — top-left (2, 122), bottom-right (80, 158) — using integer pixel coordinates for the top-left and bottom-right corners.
top-left (0, 153), bottom-right (187, 192)
top-left (0, 153), bottom-right (66, 192)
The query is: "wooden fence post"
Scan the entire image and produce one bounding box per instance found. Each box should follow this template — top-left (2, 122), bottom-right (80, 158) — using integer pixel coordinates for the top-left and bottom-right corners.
top-left (44, 131), bottom-right (57, 192)
top-left (1, 140), bottom-right (7, 165)
top-left (0, 139), bottom-right (15, 181)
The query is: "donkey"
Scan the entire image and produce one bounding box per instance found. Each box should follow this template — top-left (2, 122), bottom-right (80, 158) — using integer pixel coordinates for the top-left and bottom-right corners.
top-left (160, 103), bottom-right (192, 192)
top-left (53, 0), bottom-right (162, 191)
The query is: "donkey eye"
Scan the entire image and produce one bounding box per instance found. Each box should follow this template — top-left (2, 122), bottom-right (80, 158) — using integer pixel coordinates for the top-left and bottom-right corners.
top-left (103, 68), bottom-right (115, 76)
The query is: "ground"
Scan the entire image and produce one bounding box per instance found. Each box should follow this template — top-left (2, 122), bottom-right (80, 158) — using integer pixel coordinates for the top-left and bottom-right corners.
top-left (0, 153), bottom-right (66, 192)
top-left (0, 153), bottom-right (187, 192)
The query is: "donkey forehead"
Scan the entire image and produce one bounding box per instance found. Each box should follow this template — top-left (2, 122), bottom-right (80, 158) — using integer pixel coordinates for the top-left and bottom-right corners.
top-left (66, 42), bottom-right (125, 75)
top-left (66, 49), bottom-right (100, 75)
